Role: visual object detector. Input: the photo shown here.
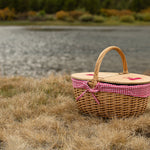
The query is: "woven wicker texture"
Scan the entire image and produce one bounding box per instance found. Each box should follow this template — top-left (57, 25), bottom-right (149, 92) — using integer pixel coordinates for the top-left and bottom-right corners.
top-left (74, 88), bottom-right (148, 118)
top-left (71, 46), bottom-right (150, 118)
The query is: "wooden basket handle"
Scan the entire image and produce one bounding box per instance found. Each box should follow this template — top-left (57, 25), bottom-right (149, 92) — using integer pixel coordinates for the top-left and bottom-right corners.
top-left (92, 46), bottom-right (128, 86)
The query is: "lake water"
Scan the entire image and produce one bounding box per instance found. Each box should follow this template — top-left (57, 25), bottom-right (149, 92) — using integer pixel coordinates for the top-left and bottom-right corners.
top-left (0, 26), bottom-right (149, 77)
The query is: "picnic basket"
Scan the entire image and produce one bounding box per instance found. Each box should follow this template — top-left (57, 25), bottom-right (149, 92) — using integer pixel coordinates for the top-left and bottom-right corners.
top-left (71, 46), bottom-right (150, 118)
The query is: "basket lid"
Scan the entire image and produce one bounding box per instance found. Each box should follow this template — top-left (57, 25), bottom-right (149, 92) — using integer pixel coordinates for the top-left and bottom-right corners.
top-left (71, 46), bottom-right (150, 85)
top-left (71, 72), bottom-right (150, 85)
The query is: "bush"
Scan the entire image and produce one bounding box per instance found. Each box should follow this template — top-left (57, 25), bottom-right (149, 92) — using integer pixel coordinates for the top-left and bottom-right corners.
top-left (134, 13), bottom-right (150, 22)
top-left (141, 7), bottom-right (150, 13)
top-left (29, 15), bottom-right (47, 21)
top-left (56, 10), bottom-right (69, 20)
top-left (100, 9), bottom-right (119, 17)
top-left (69, 10), bottom-right (83, 19)
top-left (16, 12), bottom-right (28, 20)
top-left (27, 11), bottom-right (37, 17)
top-left (134, 13), bottom-right (144, 21)
top-left (27, 11), bottom-right (37, 20)
top-left (93, 15), bottom-right (104, 23)
top-left (38, 10), bottom-right (46, 17)
top-left (110, 16), bottom-right (119, 21)
top-left (79, 14), bottom-right (93, 22)
top-left (142, 13), bottom-right (150, 22)
top-left (65, 16), bottom-right (74, 22)
top-left (28, 10), bottom-right (47, 21)
top-left (119, 10), bottom-right (133, 16)
top-left (46, 15), bottom-right (55, 21)
top-left (100, 9), bottom-right (133, 17)
top-left (120, 15), bottom-right (135, 23)
top-left (0, 7), bottom-right (15, 20)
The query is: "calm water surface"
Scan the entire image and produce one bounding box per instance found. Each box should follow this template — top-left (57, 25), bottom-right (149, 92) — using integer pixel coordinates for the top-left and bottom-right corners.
top-left (0, 26), bottom-right (149, 77)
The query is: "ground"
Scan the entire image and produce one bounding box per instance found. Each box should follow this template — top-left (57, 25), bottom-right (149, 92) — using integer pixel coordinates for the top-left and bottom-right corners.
top-left (0, 74), bottom-right (149, 150)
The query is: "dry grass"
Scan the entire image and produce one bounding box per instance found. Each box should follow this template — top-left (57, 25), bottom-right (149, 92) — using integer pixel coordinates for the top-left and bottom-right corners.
top-left (0, 74), bottom-right (149, 150)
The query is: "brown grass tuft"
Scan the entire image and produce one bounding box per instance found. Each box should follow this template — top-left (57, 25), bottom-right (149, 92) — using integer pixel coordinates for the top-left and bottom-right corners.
top-left (0, 74), bottom-right (149, 150)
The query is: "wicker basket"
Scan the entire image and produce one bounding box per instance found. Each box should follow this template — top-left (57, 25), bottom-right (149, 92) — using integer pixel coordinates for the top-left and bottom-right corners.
top-left (71, 46), bottom-right (150, 118)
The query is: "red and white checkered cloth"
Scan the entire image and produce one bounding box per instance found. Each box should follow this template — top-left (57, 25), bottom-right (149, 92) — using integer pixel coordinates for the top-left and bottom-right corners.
top-left (72, 78), bottom-right (150, 98)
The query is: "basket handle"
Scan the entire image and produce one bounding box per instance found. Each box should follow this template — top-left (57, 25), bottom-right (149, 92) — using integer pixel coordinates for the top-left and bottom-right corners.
top-left (92, 46), bottom-right (128, 86)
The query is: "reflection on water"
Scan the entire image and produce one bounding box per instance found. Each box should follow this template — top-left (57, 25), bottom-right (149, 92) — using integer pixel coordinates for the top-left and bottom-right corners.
top-left (0, 26), bottom-right (149, 77)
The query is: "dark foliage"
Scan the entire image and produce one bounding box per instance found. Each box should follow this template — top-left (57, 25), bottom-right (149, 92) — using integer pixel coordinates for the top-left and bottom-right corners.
top-left (0, 0), bottom-right (150, 13)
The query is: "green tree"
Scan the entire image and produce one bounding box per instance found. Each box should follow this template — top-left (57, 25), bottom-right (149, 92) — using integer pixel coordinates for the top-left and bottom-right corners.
top-left (83, 0), bottom-right (101, 14)
top-left (130, 0), bottom-right (150, 11)
top-left (15, 0), bottom-right (30, 12)
top-left (44, 0), bottom-right (60, 13)
top-left (30, 0), bottom-right (40, 11)
top-left (102, 0), bottom-right (111, 9)
top-left (0, 0), bottom-right (10, 9)
top-left (0, 0), bottom-right (150, 14)
top-left (9, 0), bottom-right (19, 11)
top-left (63, 0), bottom-right (77, 11)
top-left (130, 0), bottom-right (145, 12)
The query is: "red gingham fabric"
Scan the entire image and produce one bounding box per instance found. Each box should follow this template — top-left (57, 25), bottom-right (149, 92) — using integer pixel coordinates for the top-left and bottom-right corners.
top-left (72, 78), bottom-right (150, 98)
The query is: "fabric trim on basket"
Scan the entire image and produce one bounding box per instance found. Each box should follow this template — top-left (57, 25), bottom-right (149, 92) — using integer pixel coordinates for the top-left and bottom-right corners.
top-left (72, 78), bottom-right (150, 104)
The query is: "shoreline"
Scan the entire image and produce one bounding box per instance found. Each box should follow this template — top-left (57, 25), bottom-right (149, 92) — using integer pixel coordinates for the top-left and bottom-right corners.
top-left (1, 20), bottom-right (150, 26)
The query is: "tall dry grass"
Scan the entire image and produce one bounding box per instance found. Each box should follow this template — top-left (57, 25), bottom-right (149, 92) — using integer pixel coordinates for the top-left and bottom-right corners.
top-left (0, 74), bottom-right (149, 150)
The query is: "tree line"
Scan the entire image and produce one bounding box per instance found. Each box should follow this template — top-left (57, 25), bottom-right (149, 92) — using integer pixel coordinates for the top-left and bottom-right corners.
top-left (0, 0), bottom-right (150, 14)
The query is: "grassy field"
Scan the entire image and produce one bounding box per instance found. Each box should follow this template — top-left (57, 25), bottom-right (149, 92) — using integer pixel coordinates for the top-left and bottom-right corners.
top-left (1, 20), bottom-right (150, 26)
top-left (0, 73), bottom-right (149, 150)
